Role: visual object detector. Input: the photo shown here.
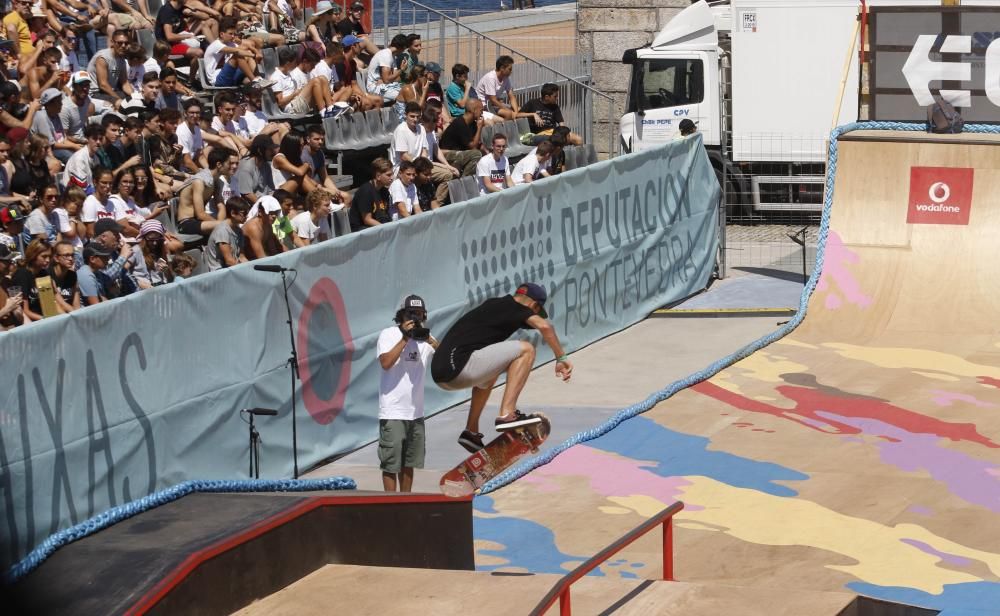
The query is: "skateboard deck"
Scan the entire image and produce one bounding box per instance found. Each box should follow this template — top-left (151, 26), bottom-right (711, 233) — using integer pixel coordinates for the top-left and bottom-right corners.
top-left (439, 414), bottom-right (551, 498)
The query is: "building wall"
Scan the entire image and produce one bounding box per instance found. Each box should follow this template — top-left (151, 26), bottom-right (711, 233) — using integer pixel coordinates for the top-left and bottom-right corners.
top-left (578, 0), bottom-right (692, 157)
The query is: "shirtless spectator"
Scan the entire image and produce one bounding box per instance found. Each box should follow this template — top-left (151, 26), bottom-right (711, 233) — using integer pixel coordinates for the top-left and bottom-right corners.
top-left (176, 147), bottom-right (237, 237)
top-left (243, 195), bottom-right (285, 259)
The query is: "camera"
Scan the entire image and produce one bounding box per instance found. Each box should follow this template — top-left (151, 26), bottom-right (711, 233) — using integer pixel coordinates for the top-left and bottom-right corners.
top-left (396, 307), bottom-right (430, 341)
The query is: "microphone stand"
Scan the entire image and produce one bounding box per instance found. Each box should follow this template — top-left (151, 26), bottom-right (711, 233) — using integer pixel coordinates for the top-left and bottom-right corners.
top-left (279, 269), bottom-right (300, 479)
top-left (248, 411), bottom-right (261, 479)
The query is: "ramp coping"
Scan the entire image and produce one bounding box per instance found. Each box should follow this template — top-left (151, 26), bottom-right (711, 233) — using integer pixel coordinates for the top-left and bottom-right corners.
top-left (6, 476), bottom-right (357, 583)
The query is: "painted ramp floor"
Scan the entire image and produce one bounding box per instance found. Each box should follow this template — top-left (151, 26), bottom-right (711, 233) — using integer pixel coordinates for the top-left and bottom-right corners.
top-left (474, 129), bottom-right (1000, 615)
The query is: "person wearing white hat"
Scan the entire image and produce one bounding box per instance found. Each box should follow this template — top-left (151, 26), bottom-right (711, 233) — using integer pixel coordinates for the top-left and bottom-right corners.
top-left (305, 0), bottom-right (343, 53)
top-left (31, 88), bottom-right (78, 164)
top-left (60, 72), bottom-right (101, 142)
top-left (243, 195), bottom-right (285, 259)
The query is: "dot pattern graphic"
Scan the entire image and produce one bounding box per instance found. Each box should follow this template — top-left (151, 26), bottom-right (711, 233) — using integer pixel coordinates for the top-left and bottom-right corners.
top-left (461, 198), bottom-right (557, 307)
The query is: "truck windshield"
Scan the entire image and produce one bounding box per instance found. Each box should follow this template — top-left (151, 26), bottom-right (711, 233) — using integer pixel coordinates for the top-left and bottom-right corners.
top-left (631, 58), bottom-right (704, 111)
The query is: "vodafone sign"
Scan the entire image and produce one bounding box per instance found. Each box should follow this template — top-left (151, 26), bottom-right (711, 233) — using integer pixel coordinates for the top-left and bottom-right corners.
top-left (907, 167), bottom-right (974, 225)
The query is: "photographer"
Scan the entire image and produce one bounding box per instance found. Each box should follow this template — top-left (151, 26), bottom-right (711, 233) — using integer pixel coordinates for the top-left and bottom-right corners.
top-left (376, 295), bottom-right (438, 493)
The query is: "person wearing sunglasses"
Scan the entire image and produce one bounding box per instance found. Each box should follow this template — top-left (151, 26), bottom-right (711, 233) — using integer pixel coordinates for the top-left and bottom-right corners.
top-left (86, 30), bottom-right (133, 107)
top-left (22, 184), bottom-right (60, 245)
top-left (48, 239), bottom-right (80, 313)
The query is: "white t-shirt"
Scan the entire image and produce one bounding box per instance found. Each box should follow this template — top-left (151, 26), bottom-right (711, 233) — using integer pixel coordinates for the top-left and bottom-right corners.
top-left (366, 48), bottom-right (395, 90)
top-left (376, 326), bottom-right (434, 420)
top-left (242, 110), bottom-right (267, 134)
top-left (212, 115), bottom-right (251, 140)
top-left (127, 63), bottom-right (145, 93)
top-left (389, 178), bottom-right (417, 219)
top-left (289, 66), bottom-right (310, 90)
top-left (512, 153), bottom-right (541, 185)
top-left (53, 207), bottom-right (83, 250)
top-left (311, 60), bottom-right (340, 90)
top-left (390, 123), bottom-right (426, 172)
top-left (476, 154), bottom-right (510, 194)
top-left (203, 39), bottom-right (230, 84)
top-left (270, 68), bottom-right (296, 98)
top-left (81, 195), bottom-right (117, 223)
top-left (109, 194), bottom-right (148, 225)
top-left (64, 147), bottom-right (93, 188)
top-left (290, 210), bottom-right (330, 243)
top-left (476, 70), bottom-right (512, 112)
top-left (176, 121), bottom-right (204, 156)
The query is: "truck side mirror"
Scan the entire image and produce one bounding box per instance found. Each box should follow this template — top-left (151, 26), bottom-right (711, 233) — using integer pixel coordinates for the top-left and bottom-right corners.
top-left (621, 49), bottom-right (637, 65)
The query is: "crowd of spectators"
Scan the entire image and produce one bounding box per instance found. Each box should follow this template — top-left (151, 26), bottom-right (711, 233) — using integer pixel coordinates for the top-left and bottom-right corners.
top-left (0, 0), bottom-right (585, 331)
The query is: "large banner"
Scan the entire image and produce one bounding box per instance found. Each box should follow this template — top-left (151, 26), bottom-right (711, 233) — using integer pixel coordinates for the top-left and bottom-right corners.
top-left (870, 6), bottom-right (1000, 123)
top-left (0, 136), bottom-right (719, 569)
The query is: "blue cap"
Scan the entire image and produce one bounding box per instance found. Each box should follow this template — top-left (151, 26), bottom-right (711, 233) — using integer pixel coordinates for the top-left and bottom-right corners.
top-left (516, 282), bottom-right (548, 318)
top-left (342, 34), bottom-right (361, 47)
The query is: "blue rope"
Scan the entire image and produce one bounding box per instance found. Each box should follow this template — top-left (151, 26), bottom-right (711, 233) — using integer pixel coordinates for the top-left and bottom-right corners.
top-left (481, 121), bottom-right (998, 494)
top-left (6, 476), bottom-right (356, 583)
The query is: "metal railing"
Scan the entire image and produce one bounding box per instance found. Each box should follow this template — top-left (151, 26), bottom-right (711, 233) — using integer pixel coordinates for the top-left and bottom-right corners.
top-left (529, 502), bottom-right (684, 616)
top-left (372, 0), bottom-right (615, 157)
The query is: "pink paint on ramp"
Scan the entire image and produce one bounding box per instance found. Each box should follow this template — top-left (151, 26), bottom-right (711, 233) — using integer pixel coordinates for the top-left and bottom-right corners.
top-left (522, 445), bottom-right (701, 509)
top-left (931, 390), bottom-right (996, 408)
top-left (815, 231), bottom-right (873, 310)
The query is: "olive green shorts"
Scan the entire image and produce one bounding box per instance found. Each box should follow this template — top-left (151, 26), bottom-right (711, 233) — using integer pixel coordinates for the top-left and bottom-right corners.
top-left (378, 418), bottom-right (426, 473)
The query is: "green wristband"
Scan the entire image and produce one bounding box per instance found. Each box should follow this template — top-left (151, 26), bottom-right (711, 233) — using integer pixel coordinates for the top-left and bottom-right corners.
top-left (557, 355), bottom-right (568, 362)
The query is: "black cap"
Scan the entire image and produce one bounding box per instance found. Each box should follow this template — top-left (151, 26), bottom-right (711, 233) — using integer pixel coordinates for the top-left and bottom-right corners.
top-left (351, 1), bottom-right (365, 9)
top-left (401, 294), bottom-right (426, 313)
top-left (83, 241), bottom-right (114, 261)
top-left (93, 218), bottom-right (123, 236)
top-left (515, 283), bottom-right (548, 318)
top-left (678, 119), bottom-right (697, 134)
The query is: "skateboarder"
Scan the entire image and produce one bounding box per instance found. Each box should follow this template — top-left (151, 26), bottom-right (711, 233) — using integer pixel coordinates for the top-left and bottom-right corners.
top-left (432, 283), bottom-right (573, 453)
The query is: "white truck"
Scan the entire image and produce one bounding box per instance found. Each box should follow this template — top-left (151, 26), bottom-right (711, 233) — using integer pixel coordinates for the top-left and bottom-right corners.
top-left (618, 0), bottom-right (924, 216)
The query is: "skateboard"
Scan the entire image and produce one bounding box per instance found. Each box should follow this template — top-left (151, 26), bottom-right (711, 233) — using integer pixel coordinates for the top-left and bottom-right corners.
top-left (439, 414), bottom-right (551, 498)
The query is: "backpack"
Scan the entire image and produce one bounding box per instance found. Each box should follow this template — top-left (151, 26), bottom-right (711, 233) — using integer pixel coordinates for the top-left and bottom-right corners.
top-left (927, 98), bottom-right (964, 134)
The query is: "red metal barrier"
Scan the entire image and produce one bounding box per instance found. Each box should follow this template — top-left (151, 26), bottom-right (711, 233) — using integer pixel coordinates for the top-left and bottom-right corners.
top-left (529, 501), bottom-right (684, 616)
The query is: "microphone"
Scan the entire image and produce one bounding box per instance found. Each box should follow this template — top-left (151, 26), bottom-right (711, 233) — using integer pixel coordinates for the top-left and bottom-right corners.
top-left (254, 265), bottom-right (296, 273)
top-left (243, 408), bottom-right (279, 416)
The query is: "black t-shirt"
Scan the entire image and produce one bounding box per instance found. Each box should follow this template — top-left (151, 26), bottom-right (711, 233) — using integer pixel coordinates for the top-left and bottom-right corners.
top-left (415, 180), bottom-right (434, 212)
top-left (335, 17), bottom-right (366, 37)
top-left (440, 116), bottom-right (476, 151)
top-left (521, 98), bottom-right (563, 133)
top-left (49, 266), bottom-right (77, 307)
top-left (349, 181), bottom-right (392, 232)
top-left (155, 2), bottom-right (183, 42)
top-left (10, 267), bottom-right (39, 315)
top-left (431, 296), bottom-right (535, 383)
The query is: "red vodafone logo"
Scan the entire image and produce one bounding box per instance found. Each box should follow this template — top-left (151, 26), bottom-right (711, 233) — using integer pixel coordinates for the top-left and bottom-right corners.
top-left (907, 166), bottom-right (974, 225)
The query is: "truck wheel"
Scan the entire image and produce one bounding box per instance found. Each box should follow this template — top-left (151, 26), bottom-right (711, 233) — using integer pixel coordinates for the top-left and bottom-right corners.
top-left (714, 165), bottom-right (748, 222)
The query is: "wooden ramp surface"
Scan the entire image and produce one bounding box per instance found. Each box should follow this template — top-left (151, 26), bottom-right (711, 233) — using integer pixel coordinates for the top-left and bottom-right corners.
top-left (233, 564), bottom-right (858, 616)
top-left (471, 130), bottom-right (1000, 615)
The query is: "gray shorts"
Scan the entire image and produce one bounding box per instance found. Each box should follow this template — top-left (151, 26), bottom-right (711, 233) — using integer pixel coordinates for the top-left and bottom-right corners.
top-left (437, 340), bottom-right (524, 391)
top-left (378, 418), bottom-right (425, 473)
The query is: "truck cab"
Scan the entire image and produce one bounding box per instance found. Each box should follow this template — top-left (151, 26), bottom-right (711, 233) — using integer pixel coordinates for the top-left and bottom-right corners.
top-left (620, 1), bottom-right (724, 153)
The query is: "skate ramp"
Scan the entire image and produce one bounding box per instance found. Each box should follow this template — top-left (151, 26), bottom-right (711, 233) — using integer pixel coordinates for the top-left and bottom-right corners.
top-left (474, 129), bottom-right (1000, 615)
